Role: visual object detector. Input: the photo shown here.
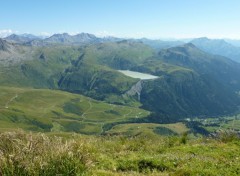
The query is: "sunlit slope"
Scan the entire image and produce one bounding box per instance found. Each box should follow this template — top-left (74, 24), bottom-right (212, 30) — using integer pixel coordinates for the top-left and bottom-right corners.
top-left (0, 87), bottom-right (149, 134)
top-left (105, 122), bottom-right (189, 136)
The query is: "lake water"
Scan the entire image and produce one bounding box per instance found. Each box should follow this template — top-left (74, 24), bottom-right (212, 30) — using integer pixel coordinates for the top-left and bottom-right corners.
top-left (118, 70), bottom-right (158, 80)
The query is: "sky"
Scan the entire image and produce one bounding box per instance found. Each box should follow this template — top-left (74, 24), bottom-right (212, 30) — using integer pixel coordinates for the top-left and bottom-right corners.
top-left (1, 0), bottom-right (240, 39)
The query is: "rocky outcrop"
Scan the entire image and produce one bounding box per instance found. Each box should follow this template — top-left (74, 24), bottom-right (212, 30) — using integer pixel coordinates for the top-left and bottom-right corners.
top-left (39, 53), bottom-right (46, 61)
top-left (0, 39), bottom-right (9, 51)
top-left (125, 80), bottom-right (143, 101)
top-left (4, 34), bottom-right (34, 44)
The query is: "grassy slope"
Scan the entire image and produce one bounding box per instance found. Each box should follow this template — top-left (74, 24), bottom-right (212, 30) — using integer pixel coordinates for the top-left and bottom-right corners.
top-left (58, 62), bottom-right (139, 103)
top-left (0, 86), bottom-right (149, 134)
top-left (82, 41), bottom-right (154, 69)
top-left (105, 123), bottom-right (189, 136)
top-left (0, 130), bottom-right (239, 175)
top-left (0, 45), bottom-right (78, 88)
top-left (192, 115), bottom-right (240, 133)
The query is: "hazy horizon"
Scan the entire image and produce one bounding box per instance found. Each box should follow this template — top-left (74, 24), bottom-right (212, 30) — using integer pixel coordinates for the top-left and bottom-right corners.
top-left (2, 32), bottom-right (240, 42)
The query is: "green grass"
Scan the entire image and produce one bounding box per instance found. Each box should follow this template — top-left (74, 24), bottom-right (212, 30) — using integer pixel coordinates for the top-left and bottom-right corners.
top-left (82, 41), bottom-right (154, 69)
top-left (0, 130), bottom-right (239, 175)
top-left (0, 86), bottom-right (149, 134)
top-left (189, 115), bottom-right (240, 133)
top-left (105, 123), bottom-right (189, 136)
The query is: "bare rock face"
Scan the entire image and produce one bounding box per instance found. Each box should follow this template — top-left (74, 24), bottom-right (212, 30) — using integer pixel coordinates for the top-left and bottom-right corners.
top-left (39, 53), bottom-right (46, 61)
top-left (0, 39), bottom-right (33, 66)
top-left (4, 34), bottom-right (37, 44)
top-left (0, 39), bottom-right (9, 51)
top-left (125, 80), bottom-right (143, 101)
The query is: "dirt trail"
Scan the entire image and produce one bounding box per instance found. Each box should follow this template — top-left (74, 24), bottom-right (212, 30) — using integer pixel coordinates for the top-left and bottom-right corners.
top-left (5, 94), bottom-right (18, 109)
top-left (81, 98), bottom-right (93, 120)
top-left (78, 99), bottom-right (142, 134)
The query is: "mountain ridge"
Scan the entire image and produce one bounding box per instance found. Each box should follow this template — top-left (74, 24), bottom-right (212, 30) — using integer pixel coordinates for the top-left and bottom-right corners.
top-left (191, 37), bottom-right (240, 62)
top-left (2, 33), bottom-right (240, 63)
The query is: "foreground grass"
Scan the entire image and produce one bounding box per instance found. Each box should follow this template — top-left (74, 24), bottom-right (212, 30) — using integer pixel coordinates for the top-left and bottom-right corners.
top-left (0, 131), bottom-right (239, 175)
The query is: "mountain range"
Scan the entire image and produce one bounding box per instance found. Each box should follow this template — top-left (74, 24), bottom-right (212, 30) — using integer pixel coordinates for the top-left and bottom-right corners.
top-left (5, 34), bottom-right (41, 43)
top-left (1, 33), bottom-right (240, 123)
top-left (3, 33), bottom-right (240, 62)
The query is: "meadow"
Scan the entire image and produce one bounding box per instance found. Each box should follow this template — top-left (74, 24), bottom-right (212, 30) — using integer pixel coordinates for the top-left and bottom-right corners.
top-left (0, 86), bottom-right (149, 134)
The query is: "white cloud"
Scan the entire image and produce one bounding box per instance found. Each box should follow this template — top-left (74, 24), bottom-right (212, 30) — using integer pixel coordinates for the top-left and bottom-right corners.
top-left (0, 29), bottom-right (16, 38)
top-left (95, 30), bottom-right (116, 37)
top-left (39, 32), bottom-right (51, 37)
top-left (126, 32), bottom-right (145, 39)
top-left (54, 31), bottom-right (81, 36)
top-left (69, 31), bottom-right (82, 36)
top-left (94, 31), bottom-right (160, 39)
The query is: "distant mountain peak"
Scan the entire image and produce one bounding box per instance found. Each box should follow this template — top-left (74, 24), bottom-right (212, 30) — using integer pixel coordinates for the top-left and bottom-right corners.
top-left (6, 34), bottom-right (19, 39)
top-left (183, 43), bottom-right (197, 48)
top-left (165, 43), bottom-right (201, 54)
top-left (191, 37), bottom-right (240, 62)
top-left (194, 37), bottom-right (209, 41)
top-left (44, 32), bottom-right (98, 44)
top-left (192, 37), bottom-right (228, 44)
top-left (76, 32), bottom-right (94, 36)
top-left (4, 34), bottom-right (39, 44)
top-left (50, 33), bottom-right (70, 37)
top-left (75, 32), bottom-right (97, 39)
top-left (158, 42), bottom-right (211, 64)
top-left (8, 34), bottom-right (18, 37)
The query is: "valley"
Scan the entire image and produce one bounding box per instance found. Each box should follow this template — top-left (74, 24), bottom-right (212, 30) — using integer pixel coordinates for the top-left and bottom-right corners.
top-left (1, 1), bottom-right (240, 175)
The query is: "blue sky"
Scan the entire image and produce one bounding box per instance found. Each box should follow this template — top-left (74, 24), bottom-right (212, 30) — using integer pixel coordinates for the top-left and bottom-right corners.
top-left (1, 0), bottom-right (240, 39)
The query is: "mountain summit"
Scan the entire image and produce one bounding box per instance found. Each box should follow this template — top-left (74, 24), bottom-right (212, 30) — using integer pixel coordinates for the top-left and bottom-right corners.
top-left (44, 32), bottom-right (99, 44)
top-left (4, 34), bottom-right (36, 43)
top-left (191, 37), bottom-right (240, 63)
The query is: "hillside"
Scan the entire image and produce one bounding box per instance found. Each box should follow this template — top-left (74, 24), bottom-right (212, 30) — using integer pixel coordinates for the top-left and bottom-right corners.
top-left (136, 38), bottom-right (184, 50)
top-left (158, 43), bottom-right (240, 91)
top-left (0, 86), bottom-right (149, 134)
top-left (125, 44), bottom-right (239, 120)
